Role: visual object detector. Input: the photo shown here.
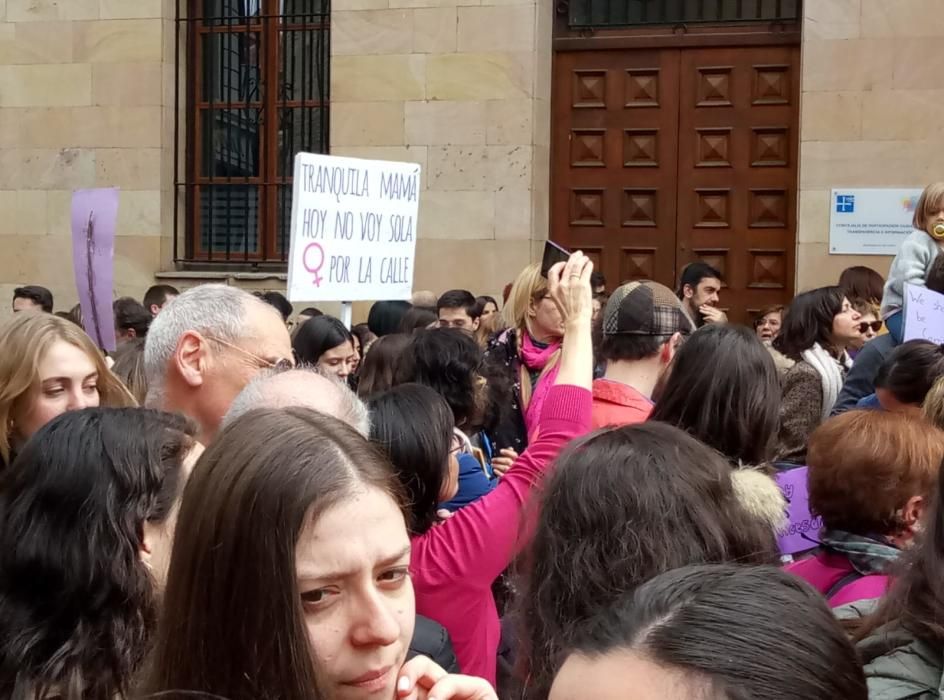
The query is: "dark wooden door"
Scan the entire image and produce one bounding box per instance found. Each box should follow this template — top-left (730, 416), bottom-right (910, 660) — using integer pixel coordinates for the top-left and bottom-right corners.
top-left (551, 43), bottom-right (799, 323)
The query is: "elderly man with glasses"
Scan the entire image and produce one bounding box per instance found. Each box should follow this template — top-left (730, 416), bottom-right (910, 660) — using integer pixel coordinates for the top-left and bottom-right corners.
top-left (144, 284), bottom-right (294, 442)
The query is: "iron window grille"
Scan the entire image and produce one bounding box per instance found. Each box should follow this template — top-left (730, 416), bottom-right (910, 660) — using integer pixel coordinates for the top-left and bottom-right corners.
top-left (174, 0), bottom-right (330, 267)
top-left (567, 0), bottom-right (801, 29)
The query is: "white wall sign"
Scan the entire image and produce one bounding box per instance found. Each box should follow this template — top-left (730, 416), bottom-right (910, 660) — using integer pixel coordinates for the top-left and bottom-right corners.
top-left (287, 153), bottom-right (421, 302)
top-left (828, 188), bottom-right (922, 256)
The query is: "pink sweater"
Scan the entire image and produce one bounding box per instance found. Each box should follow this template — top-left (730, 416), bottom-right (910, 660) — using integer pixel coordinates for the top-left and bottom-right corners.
top-left (410, 385), bottom-right (591, 684)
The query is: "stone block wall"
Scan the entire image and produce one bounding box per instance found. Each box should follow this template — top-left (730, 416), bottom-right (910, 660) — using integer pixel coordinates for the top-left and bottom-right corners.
top-left (0, 0), bottom-right (173, 315)
top-left (796, 0), bottom-right (944, 291)
top-left (330, 0), bottom-right (553, 300)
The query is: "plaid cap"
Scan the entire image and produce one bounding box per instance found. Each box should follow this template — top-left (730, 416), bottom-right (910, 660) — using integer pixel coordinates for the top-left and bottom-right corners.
top-left (602, 280), bottom-right (694, 337)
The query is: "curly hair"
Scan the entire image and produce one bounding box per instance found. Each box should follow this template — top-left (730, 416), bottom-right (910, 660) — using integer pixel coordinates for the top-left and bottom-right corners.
top-left (395, 328), bottom-right (485, 429)
top-left (516, 422), bottom-right (779, 700)
top-left (0, 408), bottom-right (196, 699)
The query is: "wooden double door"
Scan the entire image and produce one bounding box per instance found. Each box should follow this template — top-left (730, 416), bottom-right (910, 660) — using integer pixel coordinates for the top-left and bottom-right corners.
top-left (551, 44), bottom-right (799, 323)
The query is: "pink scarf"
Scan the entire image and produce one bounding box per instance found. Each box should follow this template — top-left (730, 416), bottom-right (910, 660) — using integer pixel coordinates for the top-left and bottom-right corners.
top-left (521, 332), bottom-right (561, 438)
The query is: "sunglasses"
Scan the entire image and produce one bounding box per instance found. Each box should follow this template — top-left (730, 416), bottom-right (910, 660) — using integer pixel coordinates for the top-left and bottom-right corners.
top-left (857, 321), bottom-right (883, 334)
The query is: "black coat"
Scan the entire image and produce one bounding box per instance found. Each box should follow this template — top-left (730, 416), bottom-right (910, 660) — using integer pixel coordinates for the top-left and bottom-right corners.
top-left (408, 615), bottom-right (460, 673)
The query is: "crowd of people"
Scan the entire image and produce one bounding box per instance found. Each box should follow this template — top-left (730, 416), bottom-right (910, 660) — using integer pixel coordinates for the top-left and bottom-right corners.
top-left (1, 182), bottom-right (944, 699)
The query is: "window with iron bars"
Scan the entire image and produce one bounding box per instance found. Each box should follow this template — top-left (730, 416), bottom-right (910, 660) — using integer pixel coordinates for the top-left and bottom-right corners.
top-left (174, 0), bottom-right (329, 267)
top-left (568, 0), bottom-right (801, 29)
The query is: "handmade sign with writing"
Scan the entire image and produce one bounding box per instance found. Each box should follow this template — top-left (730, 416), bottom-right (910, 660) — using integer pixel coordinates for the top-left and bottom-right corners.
top-left (774, 467), bottom-right (822, 556)
top-left (71, 188), bottom-right (119, 352)
top-left (903, 283), bottom-right (944, 344)
top-left (287, 153), bottom-right (421, 303)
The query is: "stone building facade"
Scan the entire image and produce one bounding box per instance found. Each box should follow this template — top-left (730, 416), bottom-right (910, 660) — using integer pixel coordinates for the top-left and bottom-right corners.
top-left (0, 0), bottom-right (940, 318)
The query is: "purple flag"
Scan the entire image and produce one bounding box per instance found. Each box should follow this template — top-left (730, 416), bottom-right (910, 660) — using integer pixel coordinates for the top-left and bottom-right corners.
top-left (71, 188), bottom-right (119, 352)
top-left (774, 467), bottom-right (822, 555)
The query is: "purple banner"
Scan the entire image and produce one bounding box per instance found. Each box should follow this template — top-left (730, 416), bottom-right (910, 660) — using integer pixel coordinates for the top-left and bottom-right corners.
top-left (71, 188), bottom-right (119, 352)
top-left (775, 467), bottom-right (822, 555)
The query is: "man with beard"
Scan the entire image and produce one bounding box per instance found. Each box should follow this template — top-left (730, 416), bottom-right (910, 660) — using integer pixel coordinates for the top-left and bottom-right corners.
top-left (677, 262), bottom-right (727, 327)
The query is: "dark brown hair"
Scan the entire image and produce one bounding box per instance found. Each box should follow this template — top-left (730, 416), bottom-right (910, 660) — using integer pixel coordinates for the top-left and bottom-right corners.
top-left (357, 333), bottom-right (412, 398)
top-left (808, 411), bottom-right (944, 536)
top-left (773, 286), bottom-right (847, 361)
top-left (144, 408), bottom-right (404, 700)
top-left (753, 304), bottom-right (786, 329)
top-left (650, 324), bottom-right (781, 466)
top-left (838, 266), bottom-right (885, 306)
top-left (567, 564), bottom-right (868, 700)
top-left (0, 408), bottom-right (195, 700)
top-left (517, 422), bottom-right (779, 700)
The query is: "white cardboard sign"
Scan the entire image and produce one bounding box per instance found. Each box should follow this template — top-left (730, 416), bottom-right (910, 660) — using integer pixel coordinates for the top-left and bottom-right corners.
top-left (287, 153), bottom-right (421, 302)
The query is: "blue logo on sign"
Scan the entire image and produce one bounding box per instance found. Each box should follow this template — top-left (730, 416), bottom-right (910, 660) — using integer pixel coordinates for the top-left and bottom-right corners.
top-left (836, 195), bottom-right (855, 213)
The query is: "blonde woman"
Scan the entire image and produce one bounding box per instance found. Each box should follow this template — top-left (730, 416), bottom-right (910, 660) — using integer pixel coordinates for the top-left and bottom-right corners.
top-left (482, 263), bottom-right (566, 462)
top-left (0, 313), bottom-right (135, 466)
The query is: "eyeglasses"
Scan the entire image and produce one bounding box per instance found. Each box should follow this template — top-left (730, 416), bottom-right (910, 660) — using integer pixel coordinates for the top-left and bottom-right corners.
top-left (206, 335), bottom-right (295, 371)
top-left (857, 321), bottom-right (883, 334)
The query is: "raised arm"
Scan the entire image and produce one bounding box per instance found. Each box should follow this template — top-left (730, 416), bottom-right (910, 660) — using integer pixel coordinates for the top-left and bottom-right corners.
top-left (413, 253), bottom-right (594, 584)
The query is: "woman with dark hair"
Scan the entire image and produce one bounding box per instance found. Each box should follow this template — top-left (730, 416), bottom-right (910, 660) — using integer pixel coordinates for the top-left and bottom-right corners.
top-left (649, 325), bottom-right (785, 534)
top-left (351, 322), bottom-right (377, 356)
top-left (550, 564), bottom-right (868, 700)
top-left (113, 297), bottom-right (151, 345)
top-left (787, 410), bottom-right (944, 606)
top-left (145, 407), bottom-right (494, 700)
top-left (0, 408), bottom-right (200, 699)
top-left (367, 300), bottom-right (412, 338)
top-left (476, 296), bottom-right (499, 320)
top-left (293, 315), bottom-right (359, 382)
top-left (399, 306), bottom-right (438, 334)
top-left (772, 286), bottom-right (862, 464)
top-left (867, 340), bottom-right (944, 413)
top-left (369, 253), bottom-right (594, 685)
top-left (368, 384), bottom-right (460, 533)
top-left (356, 333), bottom-right (412, 398)
top-left (852, 451), bottom-right (944, 696)
top-left (839, 265), bottom-right (886, 306)
top-left (396, 328), bottom-right (497, 510)
top-left (517, 421), bottom-right (779, 700)
top-left (651, 324), bottom-right (781, 468)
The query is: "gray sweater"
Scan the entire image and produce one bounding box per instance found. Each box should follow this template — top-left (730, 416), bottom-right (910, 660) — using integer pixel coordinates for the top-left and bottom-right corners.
top-left (881, 230), bottom-right (943, 318)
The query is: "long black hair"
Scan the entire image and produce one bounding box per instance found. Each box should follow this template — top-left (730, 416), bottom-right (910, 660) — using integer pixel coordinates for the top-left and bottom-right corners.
top-left (650, 324), bottom-right (781, 466)
top-left (292, 315), bottom-right (353, 364)
top-left (0, 408), bottom-right (196, 700)
top-left (773, 286), bottom-right (847, 360)
top-left (518, 422), bottom-right (778, 700)
top-left (561, 564), bottom-right (867, 700)
top-left (368, 383), bottom-right (454, 534)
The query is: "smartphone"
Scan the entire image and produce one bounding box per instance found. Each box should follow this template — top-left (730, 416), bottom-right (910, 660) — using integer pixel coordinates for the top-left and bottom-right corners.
top-left (540, 240), bottom-right (571, 278)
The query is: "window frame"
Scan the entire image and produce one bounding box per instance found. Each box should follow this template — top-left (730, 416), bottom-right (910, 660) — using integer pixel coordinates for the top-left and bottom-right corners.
top-left (175, 0), bottom-right (331, 268)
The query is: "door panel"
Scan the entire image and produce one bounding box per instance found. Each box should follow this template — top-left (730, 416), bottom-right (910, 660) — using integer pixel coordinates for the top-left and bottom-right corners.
top-left (675, 46), bottom-right (798, 323)
top-left (551, 42), bottom-right (799, 322)
top-left (552, 49), bottom-right (680, 291)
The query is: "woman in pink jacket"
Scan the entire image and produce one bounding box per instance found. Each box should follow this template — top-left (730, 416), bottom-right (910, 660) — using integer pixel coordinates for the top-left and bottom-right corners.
top-left (369, 253), bottom-right (595, 684)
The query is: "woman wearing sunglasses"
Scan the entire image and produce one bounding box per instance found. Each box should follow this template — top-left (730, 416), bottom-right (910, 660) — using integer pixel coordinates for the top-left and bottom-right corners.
top-left (848, 299), bottom-right (883, 357)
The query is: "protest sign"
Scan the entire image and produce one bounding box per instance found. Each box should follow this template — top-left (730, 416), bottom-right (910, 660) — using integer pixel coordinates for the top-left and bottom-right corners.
top-left (903, 283), bottom-right (944, 344)
top-left (71, 188), bottom-right (119, 352)
top-left (287, 153), bottom-right (421, 303)
top-left (774, 467), bottom-right (821, 556)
